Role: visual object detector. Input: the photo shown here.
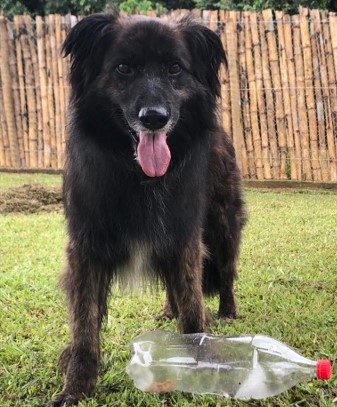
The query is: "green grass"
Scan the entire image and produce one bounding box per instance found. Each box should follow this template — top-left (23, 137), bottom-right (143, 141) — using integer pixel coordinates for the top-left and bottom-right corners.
top-left (0, 173), bottom-right (336, 406)
top-left (0, 172), bottom-right (62, 190)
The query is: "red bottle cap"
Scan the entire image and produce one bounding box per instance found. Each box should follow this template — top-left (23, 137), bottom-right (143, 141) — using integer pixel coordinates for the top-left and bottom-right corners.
top-left (316, 359), bottom-right (332, 380)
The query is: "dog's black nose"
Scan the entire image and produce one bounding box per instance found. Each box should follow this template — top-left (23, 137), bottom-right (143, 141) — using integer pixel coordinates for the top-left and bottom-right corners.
top-left (138, 107), bottom-right (169, 130)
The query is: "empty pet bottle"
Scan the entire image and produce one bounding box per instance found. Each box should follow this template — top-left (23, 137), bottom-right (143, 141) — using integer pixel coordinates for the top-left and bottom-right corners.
top-left (126, 330), bottom-right (332, 400)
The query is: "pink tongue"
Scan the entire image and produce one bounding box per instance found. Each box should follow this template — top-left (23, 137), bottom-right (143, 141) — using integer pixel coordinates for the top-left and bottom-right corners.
top-left (137, 132), bottom-right (171, 177)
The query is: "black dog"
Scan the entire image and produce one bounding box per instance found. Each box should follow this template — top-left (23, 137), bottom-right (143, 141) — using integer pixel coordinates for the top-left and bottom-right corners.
top-left (50, 10), bottom-right (246, 406)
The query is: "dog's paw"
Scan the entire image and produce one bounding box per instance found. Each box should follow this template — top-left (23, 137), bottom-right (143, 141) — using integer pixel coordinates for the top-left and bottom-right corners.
top-left (155, 311), bottom-right (176, 321)
top-left (58, 345), bottom-right (72, 374)
top-left (204, 309), bottom-right (213, 325)
top-left (49, 392), bottom-right (81, 407)
top-left (218, 311), bottom-right (240, 323)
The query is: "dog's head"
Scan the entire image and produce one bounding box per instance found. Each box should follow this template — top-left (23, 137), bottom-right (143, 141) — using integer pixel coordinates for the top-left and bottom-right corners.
top-left (63, 11), bottom-right (226, 177)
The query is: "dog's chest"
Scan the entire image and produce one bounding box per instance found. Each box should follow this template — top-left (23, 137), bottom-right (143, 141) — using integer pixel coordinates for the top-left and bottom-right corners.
top-left (116, 242), bottom-right (154, 290)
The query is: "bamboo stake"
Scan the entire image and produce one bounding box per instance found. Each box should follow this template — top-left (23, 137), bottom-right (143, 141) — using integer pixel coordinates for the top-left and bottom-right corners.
top-left (45, 15), bottom-right (57, 168)
top-left (61, 15), bottom-right (70, 121)
top-left (219, 10), bottom-right (232, 142)
top-left (0, 107), bottom-right (5, 166)
top-left (49, 14), bottom-right (62, 169)
top-left (229, 10), bottom-right (249, 176)
top-left (262, 9), bottom-right (287, 179)
top-left (238, 12), bottom-right (255, 178)
top-left (0, 79), bottom-right (11, 167)
top-left (208, 10), bottom-right (218, 31)
top-left (329, 13), bottom-right (337, 160)
top-left (292, 14), bottom-right (312, 180)
top-left (13, 15), bottom-right (30, 167)
top-left (275, 11), bottom-right (297, 179)
top-left (309, 10), bottom-right (329, 180)
top-left (25, 15), bottom-right (44, 168)
top-left (250, 11), bottom-right (271, 179)
top-left (320, 10), bottom-right (337, 181)
top-left (259, 12), bottom-right (279, 179)
top-left (243, 11), bottom-right (263, 179)
top-left (0, 17), bottom-right (20, 168)
top-left (0, 82), bottom-right (4, 166)
top-left (55, 14), bottom-right (66, 168)
top-left (0, 87), bottom-right (12, 168)
top-left (282, 13), bottom-right (302, 180)
top-left (36, 16), bottom-right (52, 168)
top-left (18, 15), bottom-right (38, 168)
top-left (226, 13), bottom-right (247, 176)
top-left (8, 18), bottom-right (26, 167)
top-left (299, 7), bottom-right (321, 180)
top-left (329, 14), bottom-right (337, 83)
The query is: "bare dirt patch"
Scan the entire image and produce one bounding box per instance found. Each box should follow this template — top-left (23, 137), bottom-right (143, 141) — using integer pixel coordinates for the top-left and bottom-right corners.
top-left (0, 184), bottom-right (62, 214)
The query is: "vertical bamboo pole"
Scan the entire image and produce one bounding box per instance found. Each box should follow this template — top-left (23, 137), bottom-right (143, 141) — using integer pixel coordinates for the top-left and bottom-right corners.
top-left (7, 18), bottom-right (26, 167)
top-left (0, 107), bottom-right (5, 166)
top-left (309, 9), bottom-right (329, 181)
top-left (292, 14), bottom-right (312, 180)
top-left (226, 13), bottom-right (247, 176)
top-left (330, 14), bottom-right (337, 82)
top-left (45, 15), bottom-right (57, 168)
top-left (0, 86), bottom-right (4, 166)
top-left (219, 10), bottom-right (232, 141)
top-left (19, 15), bottom-right (38, 168)
top-left (275, 11), bottom-right (297, 179)
top-left (36, 16), bottom-right (51, 168)
top-left (230, 10), bottom-right (248, 176)
top-left (202, 10), bottom-right (210, 26)
top-left (259, 12), bottom-right (279, 179)
top-left (320, 10), bottom-right (337, 181)
top-left (0, 17), bottom-right (20, 168)
top-left (243, 11), bottom-right (263, 179)
top-left (0, 85), bottom-right (11, 166)
top-left (25, 15), bottom-right (44, 168)
top-left (238, 12), bottom-right (255, 178)
top-left (209, 10), bottom-right (218, 31)
top-left (262, 9), bottom-right (287, 179)
top-left (55, 14), bottom-right (66, 168)
top-left (61, 15), bottom-right (70, 123)
top-left (329, 13), bottom-right (337, 160)
top-left (14, 15), bottom-right (29, 167)
top-left (282, 13), bottom-right (302, 180)
top-left (49, 14), bottom-right (62, 169)
top-left (250, 11), bottom-right (271, 179)
top-left (299, 7), bottom-right (321, 180)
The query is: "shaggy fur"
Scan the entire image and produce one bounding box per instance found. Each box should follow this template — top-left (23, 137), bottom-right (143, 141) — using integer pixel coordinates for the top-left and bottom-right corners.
top-left (50, 10), bottom-right (246, 406)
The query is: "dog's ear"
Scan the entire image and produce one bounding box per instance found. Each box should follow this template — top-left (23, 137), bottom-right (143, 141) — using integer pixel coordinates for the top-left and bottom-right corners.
top-left (63, 12), bottom-right (119, 94)
top-left (179, 16), bottom-right (226, 97)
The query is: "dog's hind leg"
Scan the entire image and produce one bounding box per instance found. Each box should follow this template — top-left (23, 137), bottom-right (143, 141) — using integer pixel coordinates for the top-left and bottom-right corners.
top-left (156, 288), bottom-right (179, 320)
top-left (204, 198), bottom-right (246, 321)
top-left (160, 235), bottom-right (206, 333)
top-left (50, 244), bottom-right (111, 407)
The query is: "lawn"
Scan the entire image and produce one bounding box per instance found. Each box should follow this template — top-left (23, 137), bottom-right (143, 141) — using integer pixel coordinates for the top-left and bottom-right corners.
top-left (0, 173), bottom-right (336, 407)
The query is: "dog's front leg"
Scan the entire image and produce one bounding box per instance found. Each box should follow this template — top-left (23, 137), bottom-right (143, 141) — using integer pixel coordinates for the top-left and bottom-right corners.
top-left (172, 235), bottom-right (206, 334)
top-left (50, 245), bottom-right (111, 407)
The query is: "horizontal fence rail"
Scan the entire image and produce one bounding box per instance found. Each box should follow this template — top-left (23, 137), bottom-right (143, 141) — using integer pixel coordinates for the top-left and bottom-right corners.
top-left (0, 8), bottom-right (337, 180)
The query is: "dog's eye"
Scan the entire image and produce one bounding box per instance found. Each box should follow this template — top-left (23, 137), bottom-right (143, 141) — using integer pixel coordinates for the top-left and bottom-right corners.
top-left (116, 64), bottom-right (133, 75)
top-left (168, 63), bottom-right (182, 75)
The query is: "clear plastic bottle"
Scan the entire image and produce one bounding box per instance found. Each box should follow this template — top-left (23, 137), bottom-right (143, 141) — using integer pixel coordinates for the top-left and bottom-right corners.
top-left (126, 330), bottom-right (332, 400)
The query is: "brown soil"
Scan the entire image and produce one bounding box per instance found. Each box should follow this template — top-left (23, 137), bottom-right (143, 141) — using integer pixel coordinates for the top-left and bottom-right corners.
top-left (0, 184), bottom-right (62, 214)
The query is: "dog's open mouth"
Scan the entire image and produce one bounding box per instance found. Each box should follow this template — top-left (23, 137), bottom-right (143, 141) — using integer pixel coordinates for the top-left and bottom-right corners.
top-left (136, 131), bottom-right (171, 178)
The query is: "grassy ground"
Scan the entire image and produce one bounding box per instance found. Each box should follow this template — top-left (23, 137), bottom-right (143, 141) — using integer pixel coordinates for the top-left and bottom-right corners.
top-left (0, 173), bottom-right (336, 407)
top-left (0, 172), bottom-right (62, 190)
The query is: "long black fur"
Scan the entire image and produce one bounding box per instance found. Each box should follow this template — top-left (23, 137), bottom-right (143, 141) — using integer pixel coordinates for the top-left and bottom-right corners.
top-left (50, 11), bottom-right (246, 406)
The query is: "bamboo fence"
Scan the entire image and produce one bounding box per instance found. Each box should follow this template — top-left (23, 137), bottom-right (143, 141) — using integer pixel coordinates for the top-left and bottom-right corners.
top-left (0, 8), bottom-right (337, 180)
